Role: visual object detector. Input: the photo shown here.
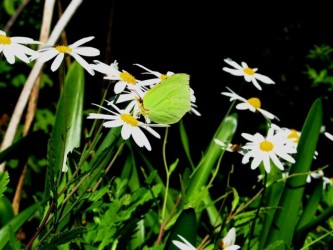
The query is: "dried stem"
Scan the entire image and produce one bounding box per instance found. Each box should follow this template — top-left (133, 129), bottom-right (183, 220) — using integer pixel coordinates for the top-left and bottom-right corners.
top-left (0, 0), bottom-right (84, 172)
top-left (11, 0), bottom-right (56, 215)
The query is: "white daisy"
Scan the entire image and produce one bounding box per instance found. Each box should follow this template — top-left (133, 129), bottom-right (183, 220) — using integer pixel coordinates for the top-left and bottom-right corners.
top-left (189, 88), bottom-right (201, 116)
top-left (272, 124), bottom-right (318, 159)
top-left (91, 60), bottom-right (155, 95)
top-left (107, 90), bottom-right (141, 117)
top-left (172, 235), bottom-right (196, 250)
top-left (322, 176), bottom-right (333, 189)
top-left (307, 170), bottom-right (324, 183)
top-left (134, 63), bottom-right (174, 86)
top-left (0, 30), bottom-right (40, 64)
top-left (221, 87), bottom-right (278, 120)
top-left (306, 170), bottom-right (333, 189)
top-left (87, 103), bottom-right (168, 151)
top-left (219, 227), bottom-right (241, 250)
top-left (29, 36), bottom-right (100, 75)
top-left (241, 127), bottom-right (296, 173)
top-left (324, 131), bottom-right (333, 141)
top-left (222, 58), bottom-right (275, 90)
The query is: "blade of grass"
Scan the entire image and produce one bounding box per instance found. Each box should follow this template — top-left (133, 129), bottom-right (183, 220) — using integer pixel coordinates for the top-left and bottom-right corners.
top-left (265, 98), bottom-right (323, 248)
top-left (184, 113), bottom-right (237, 206)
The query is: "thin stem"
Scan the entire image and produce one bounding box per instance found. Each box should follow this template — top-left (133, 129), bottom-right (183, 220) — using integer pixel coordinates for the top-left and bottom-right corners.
top-left (247, 173), bottom-right (267, 250)
top-left (3, 0), bottom-right (31, 33)
top-left (156, 195), bottom-right (181, 245)
top-left (24, 199), bottom-right (55, 250)
top-left (161, 127), bottom-right (170, 221)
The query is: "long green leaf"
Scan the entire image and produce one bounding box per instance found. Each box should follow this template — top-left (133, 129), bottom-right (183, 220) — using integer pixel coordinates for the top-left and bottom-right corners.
top-left (165, 207), bottom-right (197, 250)
top-left (49, 61), bottom-right (85, 174)
top-left (265, 98), bottom-right (323, 249)
top-left (179, 120), bottom-right (195, 169)
top-left (184, 113), bottom-right (237, 206)
top-left (293, 180), bottom-right (323, 248)
top-left (0, 203), bottom-right (41, 249)
top-left (258, 167), bottom-right (286, 249)
top-left (0, 172), bottom-right (9, 198)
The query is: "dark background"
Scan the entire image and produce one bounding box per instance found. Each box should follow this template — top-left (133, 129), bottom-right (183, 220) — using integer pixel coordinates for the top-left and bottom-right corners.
top-left (63, 1), bottom-right (333, 176)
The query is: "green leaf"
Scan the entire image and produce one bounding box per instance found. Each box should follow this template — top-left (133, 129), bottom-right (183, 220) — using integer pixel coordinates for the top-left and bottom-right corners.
top-left (0, 196), bottom-right (15, 227)
top-left (184, 113), bottom-right (237, 206)
top-left (294, 180), bottom-right (323, 247)
top-left (38, 227), bottom-right (86, 250)
top-left (0, 171), bottom-right (9, 198)
top-left (165, 207), bottom-right (197, 250)
top-left (48, 61), bottom-right (85, 173)
top-left (3, 0), bottom-right (16, 16)
top-left (231, 187), bottom-right (240, 212)
top-left (169, 158), bottom-right (179, 175)
top-left (179, 120), bottom-right (195, 169)
top-left (0, 203), bottom-right (41, 249)
top-left (265, 98), bottom-right (323, 249)
top-left (296, 180), bottom-right (323, 230)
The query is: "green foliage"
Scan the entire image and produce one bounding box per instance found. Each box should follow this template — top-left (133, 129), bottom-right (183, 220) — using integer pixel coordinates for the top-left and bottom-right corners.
top-left (264, 99), bottom-right (323, 249)
top-left (165, 207), bottom-right (197, 250)
top-left (33, 108), bottom-right (55, 133)
top-left (0, 203), bottom-right (42, 249)
top-left (3, 0), bottom-right (19, 16)
top-left (0, 171), bottom-right (9, 198)
top-left (306, 44), bottom-right (333, 90)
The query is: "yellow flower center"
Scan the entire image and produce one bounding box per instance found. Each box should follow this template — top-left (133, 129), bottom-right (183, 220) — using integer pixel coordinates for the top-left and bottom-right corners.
top-left (287, 129), bottom-right (300, 143)
top-left (243, 67), bottom-right (255, 75)
top-left (160, 74), bottom-right (168, 81)
top-left (55, 45), bottom-right (72, 53)
top-left (260, 140), bottom-right (274, 152)
top-left (0, 35), bottom-right (11, 45)
top-left (120, 114), bottom-right (138, 126)
top-left (247, 97), bottom-right (261, 109)
top-left (119, 71), bottom-right (136, 85)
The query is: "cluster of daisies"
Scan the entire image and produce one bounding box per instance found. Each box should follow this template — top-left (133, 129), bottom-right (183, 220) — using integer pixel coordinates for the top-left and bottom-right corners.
top-left (215, 58), bottom-right (333, 188)
top-left (0, 30), bottom-right (201, 151)
top-left (2, 29), bottom-right (333, 177)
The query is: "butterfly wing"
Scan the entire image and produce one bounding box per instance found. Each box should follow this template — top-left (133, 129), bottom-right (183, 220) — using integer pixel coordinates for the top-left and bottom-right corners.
top-left (142, 73), bottom-right (191, 124)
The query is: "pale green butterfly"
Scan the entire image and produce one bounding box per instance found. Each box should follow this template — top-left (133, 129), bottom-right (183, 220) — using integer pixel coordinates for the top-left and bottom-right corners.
top-left (138, 73), bottom-right (191, 125)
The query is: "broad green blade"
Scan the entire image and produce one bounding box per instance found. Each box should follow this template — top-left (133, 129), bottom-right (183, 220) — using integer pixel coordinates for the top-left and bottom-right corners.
top-left (48, 61), bottom-right (85, 174)
top-left (293, 180), bottom-right (323, 247)
top-left (184, 113), bottom-right (237, 205)
top-left (0, 196), bottom-right (14, 227)
top-left (265, 98), bottom-right (323, 248)
top-left (165, 207), bottom-right (197, 250)
top-left (0, 203), bottom-right (41, 249)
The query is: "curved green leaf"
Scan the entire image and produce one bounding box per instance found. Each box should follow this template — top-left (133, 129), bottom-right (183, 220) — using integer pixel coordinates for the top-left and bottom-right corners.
top-left (265, 98), bottom-right (323, 248)
top-left (184, 113), bottom-right (237, 205)
top-left (50, 61), bottom-right (84, 173)
top-left (0, 203), bottom-right (41, 249)
top-left (0, 196), bottom-right (14, 227)
top-left (165, 207), bottom-right (197, 250)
